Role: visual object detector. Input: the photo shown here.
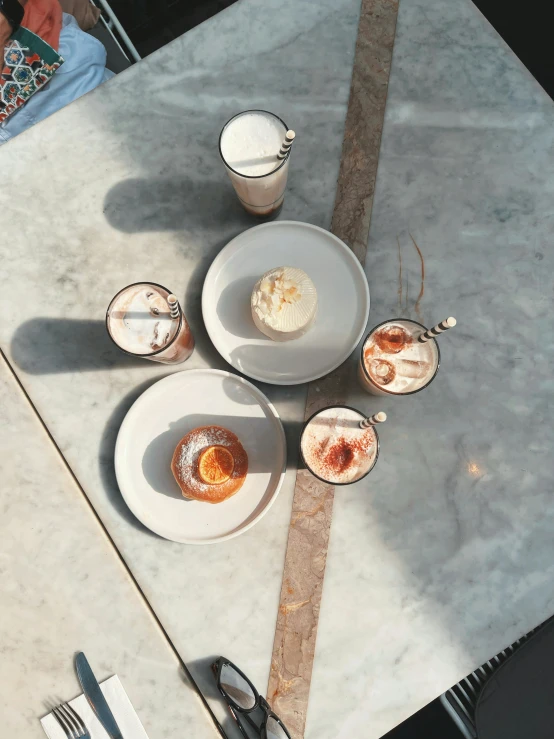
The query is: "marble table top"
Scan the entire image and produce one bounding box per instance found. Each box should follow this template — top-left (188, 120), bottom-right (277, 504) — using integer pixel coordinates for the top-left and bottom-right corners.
top-left (1, 0), bottom-right (553, 736)
top-left (308, 0), bottom-right (554, 736)
top-left (0, 356), bottom-right (215, 738)
top-left (0, 0), bottom-right (362, 734)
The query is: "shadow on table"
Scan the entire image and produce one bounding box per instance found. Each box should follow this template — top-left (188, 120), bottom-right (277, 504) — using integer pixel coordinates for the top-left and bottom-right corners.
top-left (181, 237), bottom-right (237, 370)
top-left (187, 655), bottom-right (250, 739)
top-left (220, 374), bottom-right (306, 469)
top-left (99, 377), bottom-right (166, 537)
top-left (103, 177), bottom-right (252, 233)
top-left (142, 412), bottom-right (286, 501)
top-left (99, 375), bottom-right (304, 527)
top-left (217, 275), bottom-right (269, 341)
top-left (9, 304), bottom-right (223, 378)
top-left (102, 177), bottom-right (281, 370)
top-left (176, 662), bottom-right (237, 739)
top-left (10, 318), bottom-right (145, 374)
top-left (228, 341), bottom-right (346, 385)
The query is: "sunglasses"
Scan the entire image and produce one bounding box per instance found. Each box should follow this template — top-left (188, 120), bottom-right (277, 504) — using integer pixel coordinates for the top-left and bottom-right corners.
top-left (212, 657), bottom-right (291, 739)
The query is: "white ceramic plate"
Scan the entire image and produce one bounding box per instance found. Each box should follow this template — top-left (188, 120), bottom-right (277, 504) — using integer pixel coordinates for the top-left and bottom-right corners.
top-left (202, 221), bottom-right (370, 385)
top-left (115, 370), bottom-right (286, 544)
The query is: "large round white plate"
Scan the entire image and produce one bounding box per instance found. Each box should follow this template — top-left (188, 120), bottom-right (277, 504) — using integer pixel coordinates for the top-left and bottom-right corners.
top-left (115, 370), bottom-right (286, 544)
top-left (202, 221), bottom-right (370, 385)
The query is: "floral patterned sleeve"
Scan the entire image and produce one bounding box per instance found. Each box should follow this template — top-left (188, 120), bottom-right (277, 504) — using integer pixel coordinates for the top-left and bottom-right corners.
top-left (1, 25), bottom-right (63, 122)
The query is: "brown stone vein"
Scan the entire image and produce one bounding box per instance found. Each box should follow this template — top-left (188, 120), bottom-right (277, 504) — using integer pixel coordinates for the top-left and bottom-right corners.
top-left (410, 233), bottom-right (426, 321)
top-left (267, 1), bottom-right (400, 737)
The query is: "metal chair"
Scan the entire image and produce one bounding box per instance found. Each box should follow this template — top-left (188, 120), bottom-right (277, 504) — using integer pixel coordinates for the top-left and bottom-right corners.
top-left (440, 622), bottom-right (548, 737)
top-left (90, 0), bottom-right (141, 65)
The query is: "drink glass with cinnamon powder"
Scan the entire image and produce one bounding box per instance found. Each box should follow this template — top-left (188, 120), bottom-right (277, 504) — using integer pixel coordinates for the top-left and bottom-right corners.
top-left (358, 318), bottom-right (440, 396)
top-left (300, 405), bottom-right (379, 485)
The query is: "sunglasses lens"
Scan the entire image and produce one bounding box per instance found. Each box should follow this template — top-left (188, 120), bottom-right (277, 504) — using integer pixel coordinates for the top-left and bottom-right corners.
top-left (266, 716), bottom-right (289, 739)
top-left (220, 663), bottom-right (256, 709)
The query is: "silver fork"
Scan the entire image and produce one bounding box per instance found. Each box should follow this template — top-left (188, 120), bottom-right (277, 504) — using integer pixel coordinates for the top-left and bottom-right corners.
top-left (52, 703), bottom-right (90, 739)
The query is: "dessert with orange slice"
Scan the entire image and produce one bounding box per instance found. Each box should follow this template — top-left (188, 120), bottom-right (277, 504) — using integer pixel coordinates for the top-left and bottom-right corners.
top-left (171, 425), bottom-right (248, 503)
top-left (198, 445), bottom-right (235, 484)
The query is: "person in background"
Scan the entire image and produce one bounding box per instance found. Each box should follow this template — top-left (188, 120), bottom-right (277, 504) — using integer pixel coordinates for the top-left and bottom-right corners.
top-left (0, 0), bottom-right (27, 65)
top-left (0, 0), bottom-right (113, 144)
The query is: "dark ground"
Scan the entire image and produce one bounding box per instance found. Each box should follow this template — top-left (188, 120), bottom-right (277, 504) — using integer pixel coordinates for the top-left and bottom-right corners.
top-left (101, 0), bottom-right (238, 58)
top-left (106, 0), bottom-right (553, 101)
top-left (382, 698), bottom-right (460, 738)
top-left (472, 0), bottom-right (553, 99)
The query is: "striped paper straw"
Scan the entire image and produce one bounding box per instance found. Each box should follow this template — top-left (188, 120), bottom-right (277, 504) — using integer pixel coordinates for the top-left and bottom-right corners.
top-left (360, 411), bottom-right (387, 429)
top-left (167, 294), bottom-right (180, 319)
top-left (277, 130), bottom-right (296, 160)
top-left (417, 317), bottom-right (456, 343)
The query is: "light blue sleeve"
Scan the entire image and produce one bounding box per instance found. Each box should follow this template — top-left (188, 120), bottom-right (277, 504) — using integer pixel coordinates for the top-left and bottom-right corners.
top-left (0, 13), bottom-right (115, 145)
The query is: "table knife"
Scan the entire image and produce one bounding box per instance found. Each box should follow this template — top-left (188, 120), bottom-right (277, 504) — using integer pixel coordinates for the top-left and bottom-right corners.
top-left (75, 652), bottom-right (124, 739)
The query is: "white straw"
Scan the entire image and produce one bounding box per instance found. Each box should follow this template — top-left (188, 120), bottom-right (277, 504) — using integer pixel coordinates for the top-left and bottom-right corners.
top-left (167, 294), bottom-right (180, 320)
top-left (360, 411), bottom-right (387, 429)
top-left (418, 317), bottom-right (456, 343)
top-left (277, 130), bottom-right (296, 160)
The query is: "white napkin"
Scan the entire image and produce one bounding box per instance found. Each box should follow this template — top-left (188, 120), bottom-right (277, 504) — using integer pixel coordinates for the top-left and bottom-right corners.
top-left (41, 675), bottom-right (149, 739)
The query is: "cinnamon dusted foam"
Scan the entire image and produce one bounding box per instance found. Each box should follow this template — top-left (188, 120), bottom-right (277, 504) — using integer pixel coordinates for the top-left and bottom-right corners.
top-left (301, 407), bottom-right (377, 485)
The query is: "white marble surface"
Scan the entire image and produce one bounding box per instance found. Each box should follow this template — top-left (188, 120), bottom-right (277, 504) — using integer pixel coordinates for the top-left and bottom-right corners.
top-left (1, 0), bottom-right (553, 736)
top-left (307, 0), bottom-right (554, 737)
top-left (0, 0), bottom-right (361, 735)
top-left (0, 355), bottom-right (216, 739)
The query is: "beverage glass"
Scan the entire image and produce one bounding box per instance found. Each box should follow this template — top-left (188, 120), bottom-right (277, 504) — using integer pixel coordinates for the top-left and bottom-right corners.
top-left (219, 109), bottom-right (291, 218)
top-left (359, 318), bottom-right (440, 396)
top-left (300, 405), bottom-right (380, 485)
top-left (106, 282), bottom-right (194, 365)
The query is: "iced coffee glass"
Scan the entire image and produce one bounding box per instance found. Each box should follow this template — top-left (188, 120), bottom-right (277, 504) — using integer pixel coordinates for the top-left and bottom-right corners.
top-left (106, 282), bottom-right (194, 365)
top-left (359, 319), bottom-right (440, 396)
top-left (219, 110), bottom-right (291, 218)
top-left (300, 405), bottom-right (380, 485)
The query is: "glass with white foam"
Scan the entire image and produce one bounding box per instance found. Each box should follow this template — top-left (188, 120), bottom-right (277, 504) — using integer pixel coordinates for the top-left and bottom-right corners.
top-left (300, 405), bottom-right (380, 485)
top-left (106, 282), bottom-right (194, 364)
top-left (359, 318), bottom-right (440, 396)
top-left (219, 110), bottom-right (291, 218)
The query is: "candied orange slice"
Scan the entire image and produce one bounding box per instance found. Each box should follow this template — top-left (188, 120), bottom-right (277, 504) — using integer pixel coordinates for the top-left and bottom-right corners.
top-left (198, 445), bottom-right (235, 485)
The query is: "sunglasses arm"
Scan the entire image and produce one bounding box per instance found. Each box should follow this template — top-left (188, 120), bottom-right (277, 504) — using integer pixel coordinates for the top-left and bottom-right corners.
top-left (227, 701), bottom-right (263, 738)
